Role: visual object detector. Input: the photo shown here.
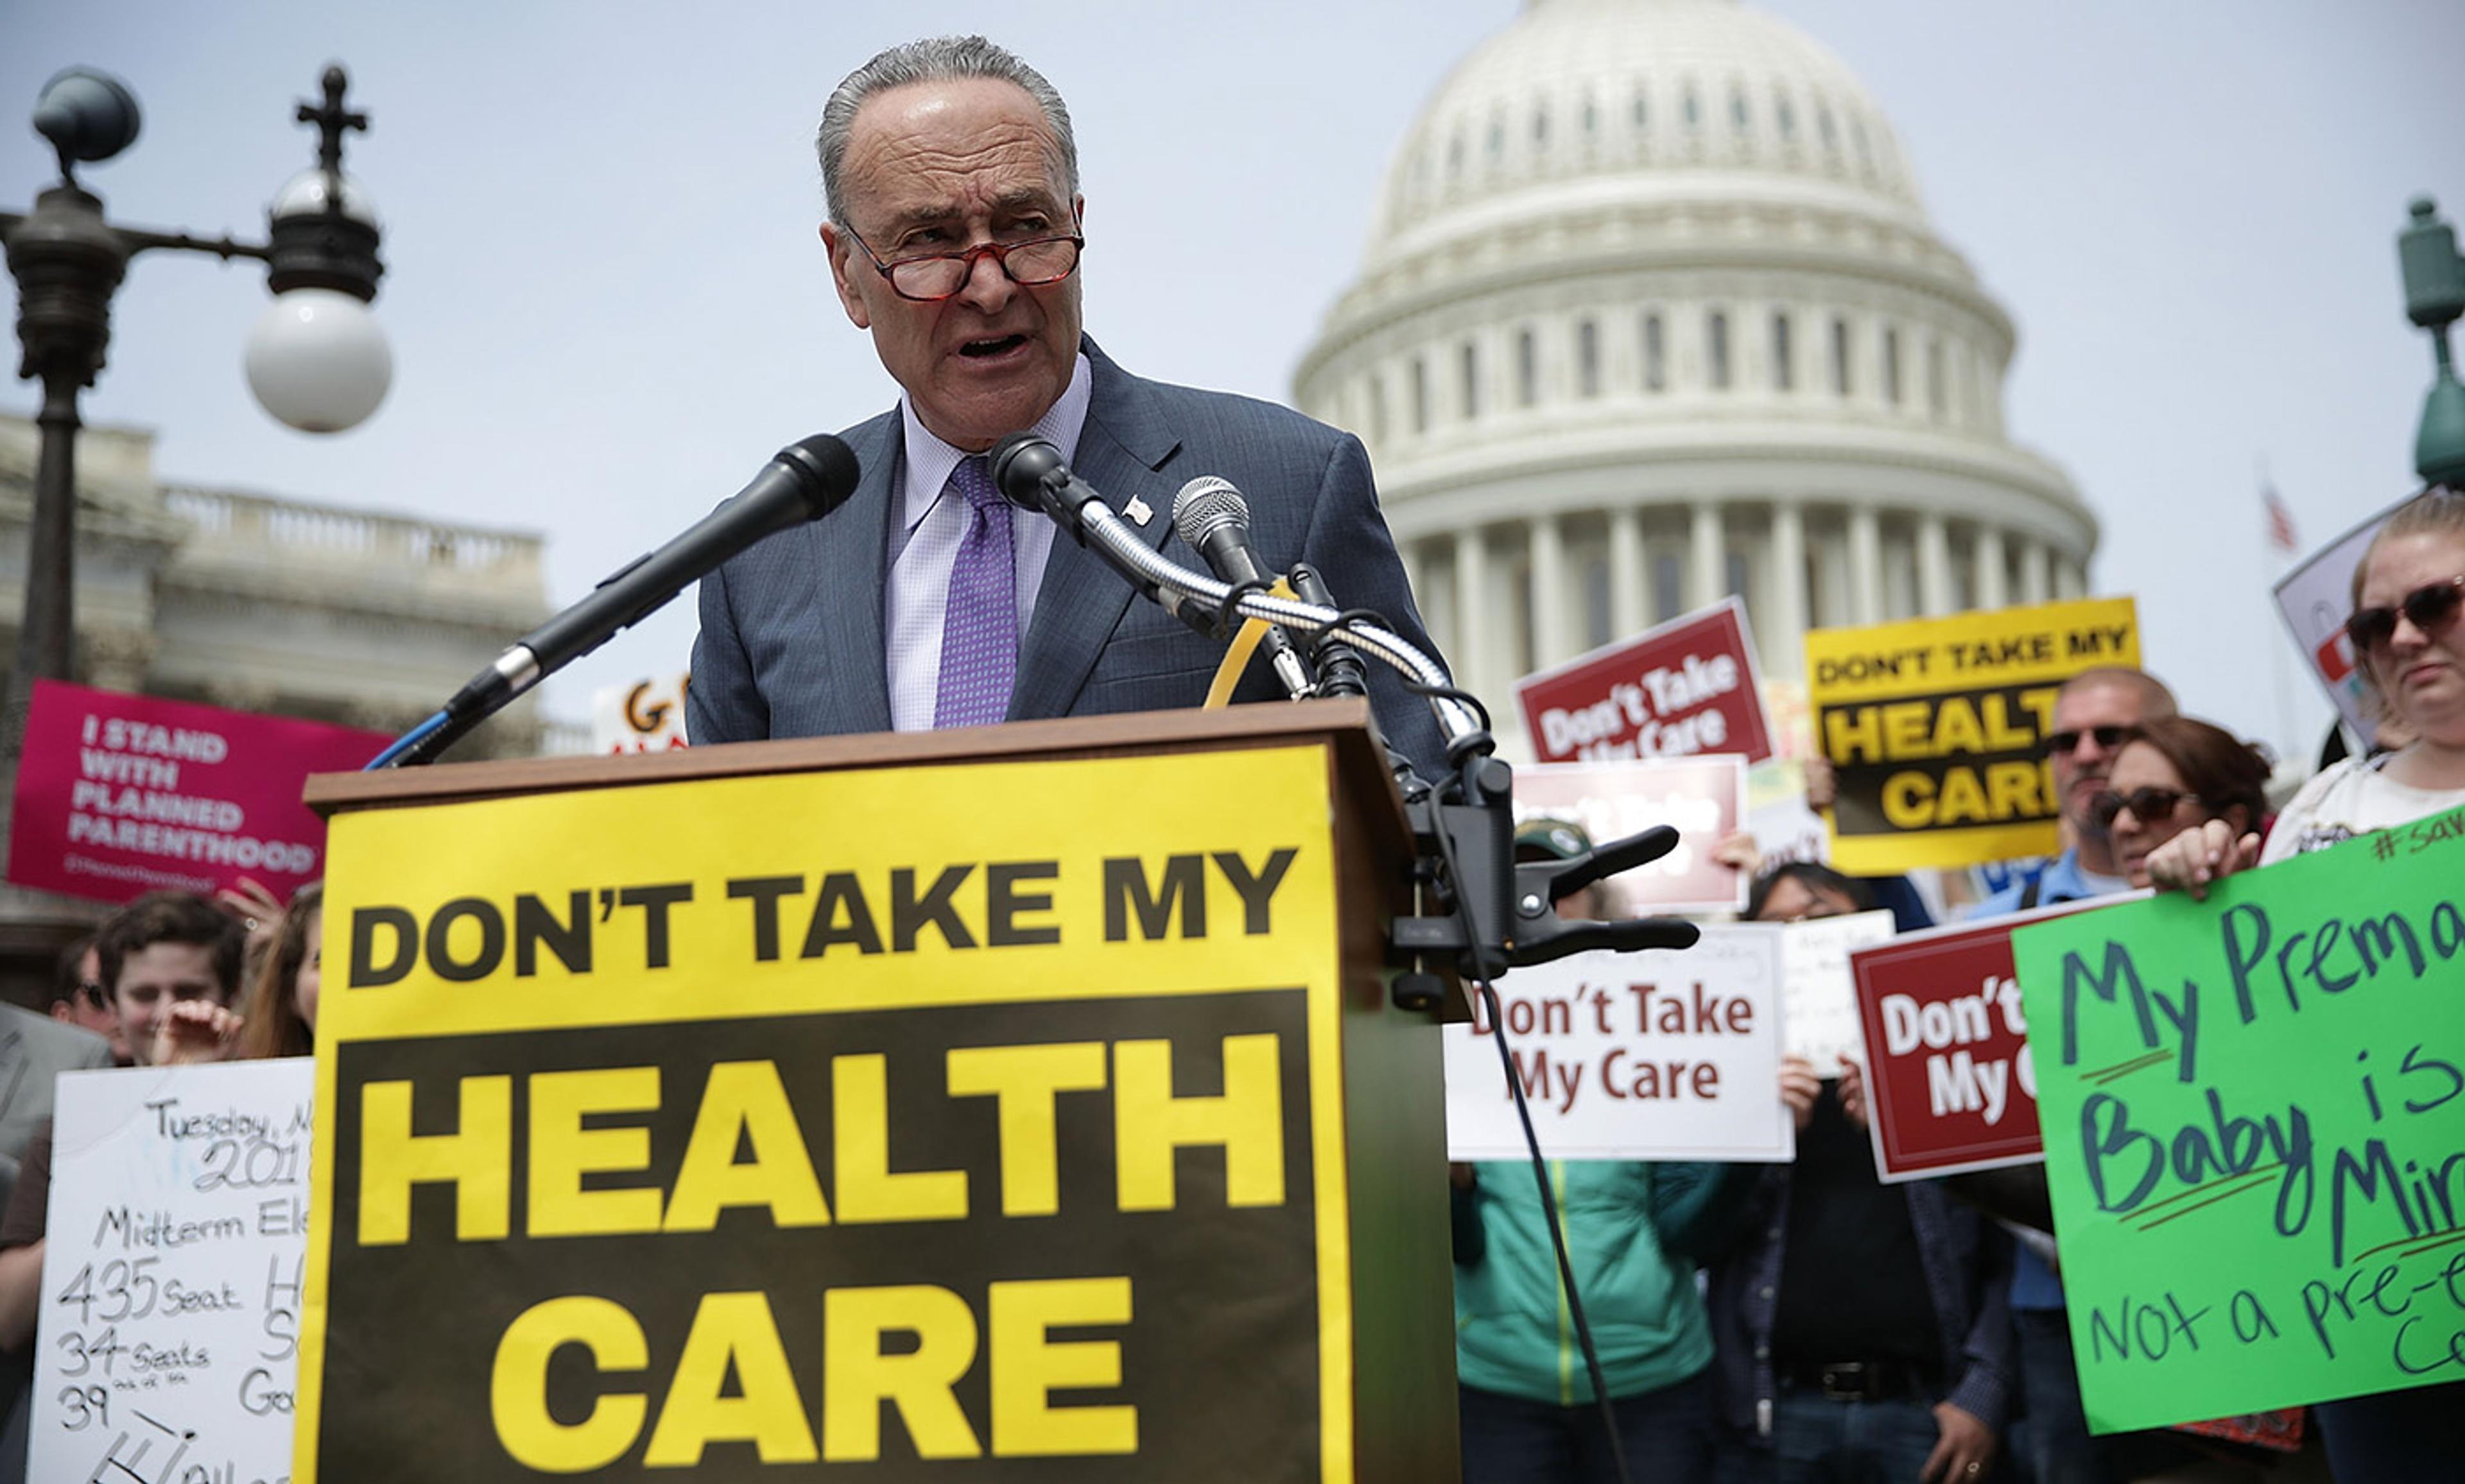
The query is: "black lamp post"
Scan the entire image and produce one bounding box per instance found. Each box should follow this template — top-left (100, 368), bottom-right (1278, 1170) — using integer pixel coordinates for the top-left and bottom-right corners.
top-left (0, 64), bottom-right (391, 761)
top-left (2397, 196), bottom-right (2465, 487)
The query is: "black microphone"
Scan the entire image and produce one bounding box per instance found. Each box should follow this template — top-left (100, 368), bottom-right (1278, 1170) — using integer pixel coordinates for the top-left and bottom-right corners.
top-left (990, 433), bottom-right (1217, 634)
top-left (1172, 476), bottom-right (1313, 700)
top-left (1284, 562), bottom-right (1371, 698)
top-left (442, 434), bottom-right (862, 723)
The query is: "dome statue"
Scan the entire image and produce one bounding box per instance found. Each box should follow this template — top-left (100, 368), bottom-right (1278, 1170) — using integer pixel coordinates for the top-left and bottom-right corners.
top-left (1295, 0), bottom-right (2095, 739)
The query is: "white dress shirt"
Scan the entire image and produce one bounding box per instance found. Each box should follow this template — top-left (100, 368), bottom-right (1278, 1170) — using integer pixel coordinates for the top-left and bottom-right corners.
top-left (884, 353), bottom-right (1094, 732)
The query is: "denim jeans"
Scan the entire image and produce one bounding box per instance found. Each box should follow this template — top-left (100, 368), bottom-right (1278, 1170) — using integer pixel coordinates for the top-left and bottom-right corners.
top-left (2314, 1382), bottom-right (2465, 1482)
top-left (1715, 1385), bottom-right (1942, 1483)
top-left (1459, 1368), bottom-right (1717, 1484)
top-left (2011, 1307), bottom-right (2200, 1483)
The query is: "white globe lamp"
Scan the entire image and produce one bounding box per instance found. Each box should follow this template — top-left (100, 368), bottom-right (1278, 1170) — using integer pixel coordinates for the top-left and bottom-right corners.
top-left (245, 286), bottom-right (392, 432)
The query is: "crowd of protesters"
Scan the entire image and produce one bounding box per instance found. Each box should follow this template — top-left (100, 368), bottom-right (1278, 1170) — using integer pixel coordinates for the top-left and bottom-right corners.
top-left (1448, 488), bottom-right (2464, 1481)
top-left (0, 488), bottom-right (2453, 1483)
top-left (0, 876), bottom-right (322, 1480)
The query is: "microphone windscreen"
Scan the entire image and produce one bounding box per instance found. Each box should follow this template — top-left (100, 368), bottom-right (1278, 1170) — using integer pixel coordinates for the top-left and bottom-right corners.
top-left (989, 433), bottom-right (1066, 510)
top-left (774, 433), bottom-right (862, 519)
top-left (1172, 475), bottom-right (1249, 550)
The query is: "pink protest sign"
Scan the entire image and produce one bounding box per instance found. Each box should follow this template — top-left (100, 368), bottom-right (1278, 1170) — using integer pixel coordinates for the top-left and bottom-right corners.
top-left (7, 680), bottom-right (394, 906)
top-left (1514, 755), bottom-right (1748, 917)
top-left (1515, 597), bottom-right (1775, 765)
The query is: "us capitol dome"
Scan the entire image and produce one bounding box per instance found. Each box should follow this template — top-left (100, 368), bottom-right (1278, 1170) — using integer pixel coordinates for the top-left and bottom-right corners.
top-left (1294, 0), bottom-right (2096, 729)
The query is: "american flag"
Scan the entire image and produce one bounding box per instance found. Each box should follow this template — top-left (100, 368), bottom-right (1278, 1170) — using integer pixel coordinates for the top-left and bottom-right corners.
top-left (2262, 485), bottom-right (2298, 555)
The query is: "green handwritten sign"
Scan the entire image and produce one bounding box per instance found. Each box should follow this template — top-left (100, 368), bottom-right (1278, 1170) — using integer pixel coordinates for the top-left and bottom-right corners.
top-left (2012, 804), bottom-right (2465, 1433)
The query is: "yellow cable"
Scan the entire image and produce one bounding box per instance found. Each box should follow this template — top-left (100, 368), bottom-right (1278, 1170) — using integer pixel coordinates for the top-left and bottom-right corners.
top-left (1202, 578), bottom-right (1304, 708)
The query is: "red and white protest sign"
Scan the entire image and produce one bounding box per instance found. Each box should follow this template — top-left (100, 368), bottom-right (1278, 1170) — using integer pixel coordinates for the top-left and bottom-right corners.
top-left (2272, 492), bottom-right (2411, 744)
top-left (1516, 597), bottom-right (1774, 766)
top-left (1847, 898), bottom-right (2117, 1182)
top-left (1444, 933), bottom-right (1794, 1162)
top-left (6, 680), bottom-right (392, 906)
top-left (1515, 755), bottom-right (1747, 916)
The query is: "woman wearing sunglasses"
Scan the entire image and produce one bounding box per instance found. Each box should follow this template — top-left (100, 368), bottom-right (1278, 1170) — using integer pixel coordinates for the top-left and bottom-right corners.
top-left (2098, 718), bottom-right (2272, 888)
top-left (2147, 487), bottom-right (2465, 1481)
top-left (2153, 487), bottom-right (2465, 889)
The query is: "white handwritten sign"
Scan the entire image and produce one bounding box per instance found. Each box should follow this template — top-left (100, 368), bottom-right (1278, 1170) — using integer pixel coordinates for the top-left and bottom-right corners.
top-left (30, 1060), bottom-right (313, 1484)
top-left (1779, 910), bottom-right (1899, 1068)
top-left (1444, 929), bottom-right (1792, 1161)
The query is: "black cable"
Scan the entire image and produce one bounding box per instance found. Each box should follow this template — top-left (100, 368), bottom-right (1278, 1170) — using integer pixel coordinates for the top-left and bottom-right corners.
top-left (1213, 574), bottom-right (1276, 636)
top-left (1306, 605), bottom-right (1387, 682)
top-left (1404, 677), bottom-right (1492, 734)
top-left (1428, 798), bottom-right (1632, 1484)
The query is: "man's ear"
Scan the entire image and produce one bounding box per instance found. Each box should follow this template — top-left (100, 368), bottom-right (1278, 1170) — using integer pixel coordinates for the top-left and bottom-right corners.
top-left (820, 222), bottom-right (872, 331)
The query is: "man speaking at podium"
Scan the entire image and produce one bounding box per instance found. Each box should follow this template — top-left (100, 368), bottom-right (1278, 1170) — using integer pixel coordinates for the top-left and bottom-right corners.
top-left (687, 35), bottom-right (1447, 771)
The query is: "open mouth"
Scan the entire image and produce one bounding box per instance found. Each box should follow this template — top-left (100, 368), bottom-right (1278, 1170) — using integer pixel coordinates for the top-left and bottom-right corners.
top-left (958, 334), bottom-right (1028, 359)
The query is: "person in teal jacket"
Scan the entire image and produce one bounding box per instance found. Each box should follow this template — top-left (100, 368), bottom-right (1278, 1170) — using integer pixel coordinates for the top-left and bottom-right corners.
top-left (1455, 1157), bottom-right (1756, 1483)
top-left (1453, 819), bottom-right (1758, 1483)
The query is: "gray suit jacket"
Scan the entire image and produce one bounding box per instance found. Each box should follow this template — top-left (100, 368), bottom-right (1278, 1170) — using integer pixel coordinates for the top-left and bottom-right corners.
top-left (689, 340), bottom-right (1450, 774)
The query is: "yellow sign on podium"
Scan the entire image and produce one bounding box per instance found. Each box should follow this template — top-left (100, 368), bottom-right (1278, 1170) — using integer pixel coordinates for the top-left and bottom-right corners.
top-left (294, 738), bottom-right (1402, 1481)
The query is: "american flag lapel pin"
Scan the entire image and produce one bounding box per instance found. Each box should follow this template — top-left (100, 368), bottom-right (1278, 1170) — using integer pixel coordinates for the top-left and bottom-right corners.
top-left (1123, 494), bottom-right (1154, 527)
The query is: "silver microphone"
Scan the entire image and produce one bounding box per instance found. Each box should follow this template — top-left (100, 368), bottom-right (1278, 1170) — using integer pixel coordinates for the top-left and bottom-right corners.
top-left (1173, 476), bottom-right (1313, 700)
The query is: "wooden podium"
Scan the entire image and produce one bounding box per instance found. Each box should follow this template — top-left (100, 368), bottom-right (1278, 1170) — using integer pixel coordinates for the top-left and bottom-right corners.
top-left (291, 701), bottom-right (1460, 1482)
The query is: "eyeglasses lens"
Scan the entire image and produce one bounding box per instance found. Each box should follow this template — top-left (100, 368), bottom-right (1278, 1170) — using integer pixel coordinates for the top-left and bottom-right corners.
top-left (2046, 725), bottom-right (2134, 756)
top-left (2091, 787), bottom-right (2188, 827)
top-left (889, 237), bottom-right (1080, 299)
top-left (2344, 576), bottom-right (2465, 654)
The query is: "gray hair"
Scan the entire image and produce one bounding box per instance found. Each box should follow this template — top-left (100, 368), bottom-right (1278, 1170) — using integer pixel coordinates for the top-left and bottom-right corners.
top-left (817, 36), bottom-right (1079, 227)
top-left (2057, 666), bottom-right (2177, 721)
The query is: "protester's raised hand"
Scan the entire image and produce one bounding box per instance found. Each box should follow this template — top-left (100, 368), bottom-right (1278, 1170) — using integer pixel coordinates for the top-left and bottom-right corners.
top-left (1835, 1056), bottom-right (1870, 1130)
top-left (1803, 755), bottom-right (1837, 813)
top-left (153, 1000), bottom-right (244, 1066)
top-left (217, 877), bottom-right (285, 955)
top-left (1713, 830), bottom-right (1764, 879)
top-left (2143, 818), bottom-right (2262, 901)
top-left (1778, 1055), bottom-right (1821, 1132)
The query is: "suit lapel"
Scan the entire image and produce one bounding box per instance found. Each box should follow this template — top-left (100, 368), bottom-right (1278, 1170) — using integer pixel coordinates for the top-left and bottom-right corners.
top-left (1010, 345), bottom-right (1183, 721)
top-left (807, 410), bottom-right (900, 734)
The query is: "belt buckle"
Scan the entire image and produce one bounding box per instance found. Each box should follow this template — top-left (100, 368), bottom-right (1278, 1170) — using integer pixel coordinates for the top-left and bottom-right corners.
top-left (1818, 1361), bottom-right (1871, 1401)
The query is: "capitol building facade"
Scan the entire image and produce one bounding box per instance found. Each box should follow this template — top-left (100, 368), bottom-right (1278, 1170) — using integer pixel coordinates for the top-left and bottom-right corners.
top-left (1295, 0), bottom-right (2097, 729)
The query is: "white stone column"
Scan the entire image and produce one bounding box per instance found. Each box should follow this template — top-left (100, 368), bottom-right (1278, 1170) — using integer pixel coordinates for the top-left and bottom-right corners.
top-left (1815, 519), bottom-right (1853, 629)
top-left (1974, 526), bottom-right (2008, 610)
top-left (2055, 556), bottom-right (2086, 601)
top-left (1455, 526), bottom-right (1491, 697)
top-left (1847, 506), bottom-right (1883, 625)
top-left (2018, 538), bottom-right (2052, 605)
top-left (1766, 500), bottom-right (1808, 682)
top-left (1689, 500), bottom-right (1724, 610)
top-left (1528, 513), bottom-right (1568, 669)
top-left (1609, 505), bottom-right (1646, 637)
top-left (1916, 513), bottom-right (1954, 616)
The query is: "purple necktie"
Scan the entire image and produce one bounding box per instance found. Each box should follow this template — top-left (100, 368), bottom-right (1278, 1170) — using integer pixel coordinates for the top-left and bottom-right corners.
top-left (933, 456), bottom-right (1016, 729)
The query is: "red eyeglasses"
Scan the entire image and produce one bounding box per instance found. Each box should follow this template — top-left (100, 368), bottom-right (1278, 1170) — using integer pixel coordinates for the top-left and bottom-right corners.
top-left (2344, 574), bottom-right (2465, 653)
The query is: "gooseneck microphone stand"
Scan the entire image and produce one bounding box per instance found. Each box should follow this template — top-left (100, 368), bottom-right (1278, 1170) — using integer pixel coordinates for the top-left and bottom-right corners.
top-left (990, 431), bottom-right (1697, 1484)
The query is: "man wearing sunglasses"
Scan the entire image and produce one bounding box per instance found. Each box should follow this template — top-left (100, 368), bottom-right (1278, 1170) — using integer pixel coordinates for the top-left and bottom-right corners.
top-left (1957, 664), bottom-right (2179, 1484)
top-left (689, 36), bottom-right (1445, 773)
top-left (1964, 666), bottom-right (2176, 919)
top-left (40, 936), bottom-right (127, 1066)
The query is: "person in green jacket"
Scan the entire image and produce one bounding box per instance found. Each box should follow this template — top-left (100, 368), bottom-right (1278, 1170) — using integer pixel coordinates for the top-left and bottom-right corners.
top-left (1452, 819), bottom-right (1758, 1483)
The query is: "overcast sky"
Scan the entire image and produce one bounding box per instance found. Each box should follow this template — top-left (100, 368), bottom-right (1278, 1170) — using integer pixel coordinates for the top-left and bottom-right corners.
top-left (4, 0), bottom-right (2460, 759)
